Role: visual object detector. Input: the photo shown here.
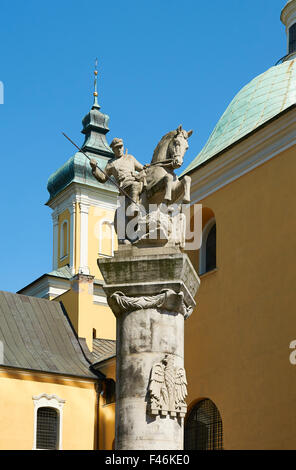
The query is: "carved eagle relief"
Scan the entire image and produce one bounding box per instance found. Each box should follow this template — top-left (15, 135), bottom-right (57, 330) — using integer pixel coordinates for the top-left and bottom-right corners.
top-left (148, 354), bottom-right (187, 418)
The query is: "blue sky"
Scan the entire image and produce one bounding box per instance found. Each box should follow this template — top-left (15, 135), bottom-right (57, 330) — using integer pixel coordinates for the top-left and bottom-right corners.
top-left (0, 0), bottom-right (286, 292)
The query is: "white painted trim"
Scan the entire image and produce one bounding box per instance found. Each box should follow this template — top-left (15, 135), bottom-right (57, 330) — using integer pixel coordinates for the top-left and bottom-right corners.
top-left (199, 218), bottom-right (216, 275)
top-left (98, 219), bottom-right (115, 257)
top-left (93, 294), bottom-right (108, 305)
top-left (20, 277), bottom-right (70, 299)
top-left (52, 212), bottom-right (59, 271)
top-left (189, 108), bottom-right (296, 204)
top-left (79, 200), bottom-right (90, 275)
top-left (47, 182), bottom-right (118, 213)
top-left (69, 202), bottom-right (76, 275)
top-left (93, 284), bottom-right (107, 305)
top-left (32, 393), bottom-right (65, 450)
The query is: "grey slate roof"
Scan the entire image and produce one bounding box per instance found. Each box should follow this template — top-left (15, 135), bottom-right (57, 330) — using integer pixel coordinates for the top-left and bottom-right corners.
top-left (92, 338), bottom-right (116, 363)
top-left (47, 265), bottom-right (73, 279)
top-left (0, 291), bottom-right (97, 379)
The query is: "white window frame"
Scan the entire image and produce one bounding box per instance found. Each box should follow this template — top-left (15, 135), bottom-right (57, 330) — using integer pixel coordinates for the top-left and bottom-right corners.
top-left (199, 217), bottom-right (216, 275)
top-left (98, 219), bottom-right (114, 258)
top-left (59, 220), bottom-right (69, 260)
top-left (32, 393), bottom-right (65, 450)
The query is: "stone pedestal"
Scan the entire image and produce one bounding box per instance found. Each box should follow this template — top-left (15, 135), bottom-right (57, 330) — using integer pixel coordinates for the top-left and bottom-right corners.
top-left (98, 245), bottom-right (199, 450)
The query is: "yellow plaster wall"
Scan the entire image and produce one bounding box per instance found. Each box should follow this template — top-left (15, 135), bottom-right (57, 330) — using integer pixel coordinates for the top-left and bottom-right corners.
top-left (88, 206), bottom-right (117, 280)
top-left (97, 359), bottom-right (116, 450)
top-left (185, 144), bottom-right (296, 449)
top-left (0, 369), bottom-right (97, 450)
top-left (58, 209), bottom-right (70, 268)
top-left (55, 284), bottom-right (116, 351)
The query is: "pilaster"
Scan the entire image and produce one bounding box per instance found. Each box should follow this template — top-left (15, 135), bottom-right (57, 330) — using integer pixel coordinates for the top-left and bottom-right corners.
top-left (79, 199), bottom-right (90, 275)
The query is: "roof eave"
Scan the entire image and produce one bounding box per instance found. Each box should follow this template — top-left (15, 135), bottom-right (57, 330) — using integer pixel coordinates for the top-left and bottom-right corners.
top-left (182, 104), bottom-right (296, 178)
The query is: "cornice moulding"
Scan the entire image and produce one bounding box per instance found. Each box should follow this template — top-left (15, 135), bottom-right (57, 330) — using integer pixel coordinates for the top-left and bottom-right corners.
top-left (47, 182), bottom-right (118, 213)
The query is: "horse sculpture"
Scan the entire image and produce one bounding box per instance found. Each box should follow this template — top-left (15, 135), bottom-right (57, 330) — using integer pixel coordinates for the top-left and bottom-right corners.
top-left (140, 125), bottom-right (192, 210)
top-left (89, 124), bottom-right (193, 246)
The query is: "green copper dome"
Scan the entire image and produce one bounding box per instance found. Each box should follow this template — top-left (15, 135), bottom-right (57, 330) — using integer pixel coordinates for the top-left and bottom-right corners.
top-left (47, 151), bottom-right (115, 201)
top-left (184, 59), bottom-right (296, 174)
top-left (47, 100), bottom-right (116, 201)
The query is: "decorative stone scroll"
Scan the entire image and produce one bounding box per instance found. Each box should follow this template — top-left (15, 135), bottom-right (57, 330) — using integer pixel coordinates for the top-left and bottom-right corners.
top-left (147, 355), bottom-right (187, 419)
top-left (107, 289), bottom-right (193, 318)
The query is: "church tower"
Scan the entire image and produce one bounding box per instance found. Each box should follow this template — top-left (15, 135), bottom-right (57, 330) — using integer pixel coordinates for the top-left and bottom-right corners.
top-left (19, 64), bottom-right (118, 349)
top-left (46, 64), bottom-right (117, 277)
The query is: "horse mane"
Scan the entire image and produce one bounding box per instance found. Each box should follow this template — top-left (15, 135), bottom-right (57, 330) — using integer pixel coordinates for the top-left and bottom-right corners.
top-left (151, 130), bottom-right (176, 164)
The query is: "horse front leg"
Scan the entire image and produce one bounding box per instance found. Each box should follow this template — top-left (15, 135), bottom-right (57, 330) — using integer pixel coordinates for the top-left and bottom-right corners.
top-left (182, 175), bottom-right (191, 204)
top-left (163, 173), bottom-right (174, 204)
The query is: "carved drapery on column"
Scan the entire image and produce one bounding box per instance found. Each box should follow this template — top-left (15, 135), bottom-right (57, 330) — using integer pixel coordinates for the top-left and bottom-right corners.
top-left (107, 289), bottom-right (193, 318)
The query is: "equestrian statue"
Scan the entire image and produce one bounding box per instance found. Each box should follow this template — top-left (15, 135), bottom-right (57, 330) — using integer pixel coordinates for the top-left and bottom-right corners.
top-left (90, 125), bottom-right (193, 245)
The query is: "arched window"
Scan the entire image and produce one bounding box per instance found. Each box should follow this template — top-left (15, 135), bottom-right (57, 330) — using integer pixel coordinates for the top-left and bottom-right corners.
top-left (199, 218), bottom-right (216, 275)
top-left (60, 220), bottom-right (69, 259)
top-left (184, 399), bottom-right (223, 450)
top-left (32, 393), bottom-right (65, 450)
top-left (98, 220), bottom-right (114, 257)
top-left (36, 407), bottom-right (59, 450)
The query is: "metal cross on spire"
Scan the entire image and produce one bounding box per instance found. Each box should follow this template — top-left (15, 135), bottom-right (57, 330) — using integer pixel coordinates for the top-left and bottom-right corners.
top-left (93, 58), bottom-right (100, 108)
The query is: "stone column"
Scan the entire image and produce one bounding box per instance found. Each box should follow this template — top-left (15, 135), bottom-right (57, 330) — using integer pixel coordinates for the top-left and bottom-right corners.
top-left (98, 245), bottom-right (199, 450)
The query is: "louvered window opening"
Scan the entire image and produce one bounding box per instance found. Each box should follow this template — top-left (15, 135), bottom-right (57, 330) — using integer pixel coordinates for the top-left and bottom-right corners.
top-left (289, 23), bottom-right (296, 54)
top-left (36, 407), bottom-right (59, 450)
top-left (184, 399), bottom-right (223, 450)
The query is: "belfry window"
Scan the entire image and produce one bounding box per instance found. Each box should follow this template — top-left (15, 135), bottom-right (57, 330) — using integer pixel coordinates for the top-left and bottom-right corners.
top-left (60, 220), bottom-right (68, 259)
top-left (184, 399), bottom-right (223, 450)
top-left (98, 220), bottom-right (114, 257)
top-left (289, 23), bottom-right (296, 54)
top-left (199, 219), bottom-right (216, 275)
top-left (36, 407), bottom-right (59, 450)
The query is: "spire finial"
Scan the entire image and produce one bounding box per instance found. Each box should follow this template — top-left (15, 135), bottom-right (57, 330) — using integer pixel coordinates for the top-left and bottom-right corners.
top-left (93, 58), bottom-right (100, 109)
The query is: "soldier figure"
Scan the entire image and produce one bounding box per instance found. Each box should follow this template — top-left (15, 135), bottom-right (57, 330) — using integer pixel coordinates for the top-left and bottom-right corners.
top-left (90, 138), bottom-right (147, 207)
top-left (90, 137), bottom-right (148, 243)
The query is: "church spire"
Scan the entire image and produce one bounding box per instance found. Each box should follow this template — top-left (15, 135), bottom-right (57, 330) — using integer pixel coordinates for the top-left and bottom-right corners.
top-left (93, 58), bottom-right (100, 109)
top-left (80, 61), bottom-right (113, 157)
top-left (281, 0), bottom-right (296, 59)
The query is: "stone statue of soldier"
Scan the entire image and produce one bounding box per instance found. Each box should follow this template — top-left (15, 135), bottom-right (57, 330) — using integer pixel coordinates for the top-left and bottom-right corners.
top-left (90, 137), bottom-right (148, 207)
top-left (90, 137), bottom-right (148, 243)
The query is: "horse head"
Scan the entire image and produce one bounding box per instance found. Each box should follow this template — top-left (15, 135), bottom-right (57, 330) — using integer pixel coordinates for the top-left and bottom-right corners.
top-left (168, 125), bottom-right (193, 169)
top-left (151, 125), bottom-right (193, 169)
